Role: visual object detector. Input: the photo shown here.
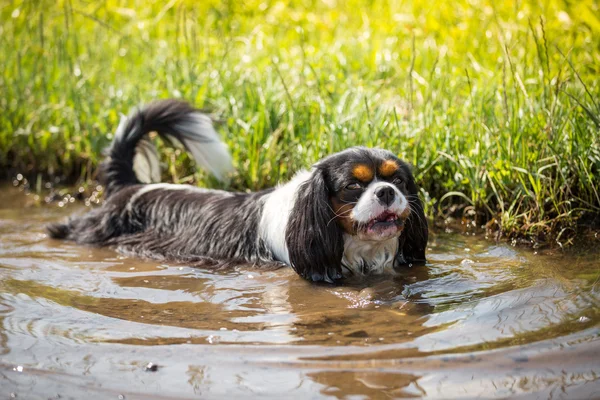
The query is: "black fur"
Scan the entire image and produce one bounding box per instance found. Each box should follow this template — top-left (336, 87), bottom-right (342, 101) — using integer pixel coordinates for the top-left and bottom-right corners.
top-left (285, 168), bottom-right (344, 283)
top-left (395, 163), bottom-right (428, 267)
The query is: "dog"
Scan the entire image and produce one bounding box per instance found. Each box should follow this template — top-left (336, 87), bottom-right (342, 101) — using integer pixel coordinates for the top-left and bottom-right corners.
top-left (48, 99), bottom-right (428, 283)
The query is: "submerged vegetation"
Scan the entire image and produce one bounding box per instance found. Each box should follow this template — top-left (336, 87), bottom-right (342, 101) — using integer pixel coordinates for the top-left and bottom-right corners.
top-left (1, 0), bottom-right (599, 245)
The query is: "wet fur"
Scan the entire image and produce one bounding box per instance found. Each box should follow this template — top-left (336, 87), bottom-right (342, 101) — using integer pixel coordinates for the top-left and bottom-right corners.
top-left (48, 99), bottom-right (428, 282)
top-left (49, 184), bottom-right (281, 269)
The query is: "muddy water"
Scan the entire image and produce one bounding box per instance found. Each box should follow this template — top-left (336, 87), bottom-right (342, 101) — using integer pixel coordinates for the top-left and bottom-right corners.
top-left (0, 186), bottom-right (599, 399)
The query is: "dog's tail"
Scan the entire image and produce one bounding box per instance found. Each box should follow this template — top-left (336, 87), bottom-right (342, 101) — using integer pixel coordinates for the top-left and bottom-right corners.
top-left (100, 99), bottom-right (234, 197)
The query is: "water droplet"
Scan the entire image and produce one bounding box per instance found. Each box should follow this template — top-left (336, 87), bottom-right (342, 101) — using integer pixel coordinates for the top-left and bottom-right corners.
top-left (206, 335), bottom-right (219, 344)
top-left (578, 316), bottom-right (590, 323)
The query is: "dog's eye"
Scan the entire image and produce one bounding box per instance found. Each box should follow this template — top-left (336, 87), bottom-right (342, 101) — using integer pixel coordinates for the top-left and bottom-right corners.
top-left (345, 182), bottom-right (362, 190)
top-left (392, 178), bottom-right (403, 185)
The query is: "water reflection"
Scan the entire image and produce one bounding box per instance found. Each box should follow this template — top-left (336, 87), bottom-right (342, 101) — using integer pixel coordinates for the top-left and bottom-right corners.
top-left (309, 371), bottom-right (423, 398)
top-left (1, 186), bottom-right (599, 398)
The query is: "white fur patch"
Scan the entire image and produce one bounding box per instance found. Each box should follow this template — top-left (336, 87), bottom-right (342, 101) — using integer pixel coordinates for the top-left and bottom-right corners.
top-left (258, 170), bottom-right (312, 264)
top-left (133, 138), bottom-right (161, 183)
top-left (171, 113), bottom-right (234, 182)
top-left (342, 233), bottom-right (398, 275)
top-left (113, 114), bottom-right (129, 141)
top-left (351, 180), bottom-right (408, 223)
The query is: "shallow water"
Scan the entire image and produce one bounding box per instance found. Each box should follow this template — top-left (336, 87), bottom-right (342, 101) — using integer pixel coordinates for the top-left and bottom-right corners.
top-left (1, 186), bottom-right (599, 399)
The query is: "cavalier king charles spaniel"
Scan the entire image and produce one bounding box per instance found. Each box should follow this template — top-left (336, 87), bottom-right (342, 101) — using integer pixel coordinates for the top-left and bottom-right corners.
top-left (48, 99), bottom-right (428, 283)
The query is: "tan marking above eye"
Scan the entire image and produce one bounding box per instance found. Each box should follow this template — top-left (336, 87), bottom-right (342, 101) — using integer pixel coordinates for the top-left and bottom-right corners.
top-left (378, 160), bottom-right (399, 177)
top-left (352, 164), bottom-right (374, 182)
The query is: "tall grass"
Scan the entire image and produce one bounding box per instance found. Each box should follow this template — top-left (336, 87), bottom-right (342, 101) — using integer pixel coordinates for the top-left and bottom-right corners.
top-left (1, 0), bottom-right (599, 244)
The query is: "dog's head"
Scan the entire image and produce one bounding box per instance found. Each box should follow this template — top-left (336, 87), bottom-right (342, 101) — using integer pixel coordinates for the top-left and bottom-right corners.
top-left (326, 148), bottom-right (412, 241)
top-left (285, 147), bottom-right (428, 283)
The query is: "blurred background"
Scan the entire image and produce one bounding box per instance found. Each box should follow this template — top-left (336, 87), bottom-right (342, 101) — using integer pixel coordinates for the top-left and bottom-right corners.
top-left (1, 0), bottom-right (599, 243)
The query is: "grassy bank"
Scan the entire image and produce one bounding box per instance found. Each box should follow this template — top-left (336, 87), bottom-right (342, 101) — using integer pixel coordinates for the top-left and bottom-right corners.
top-left (1, 0), bottom-right (599, 245)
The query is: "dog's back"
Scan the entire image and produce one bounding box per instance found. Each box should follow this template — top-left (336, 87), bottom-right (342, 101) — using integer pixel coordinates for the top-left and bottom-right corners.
top-left (47, 100), bottom-right (238, 250)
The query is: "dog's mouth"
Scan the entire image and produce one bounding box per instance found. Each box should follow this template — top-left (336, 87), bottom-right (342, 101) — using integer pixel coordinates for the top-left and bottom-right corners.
top-left (361, 211), bottom-right (405, 238)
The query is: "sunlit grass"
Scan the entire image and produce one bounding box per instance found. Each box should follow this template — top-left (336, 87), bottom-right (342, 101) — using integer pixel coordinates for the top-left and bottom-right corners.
top-left (1, 0), bottom-right (599, 244)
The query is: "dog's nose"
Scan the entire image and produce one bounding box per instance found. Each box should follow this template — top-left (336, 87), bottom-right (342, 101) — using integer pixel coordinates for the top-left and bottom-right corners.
top-left (375, 186), bottom-right (395, 206)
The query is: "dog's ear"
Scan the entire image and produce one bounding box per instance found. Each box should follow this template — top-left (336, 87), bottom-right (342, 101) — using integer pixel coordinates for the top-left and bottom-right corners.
top-left (396, 172), bottom-right (428, 267)
top-left (285, 168), bottom-right (344, 283)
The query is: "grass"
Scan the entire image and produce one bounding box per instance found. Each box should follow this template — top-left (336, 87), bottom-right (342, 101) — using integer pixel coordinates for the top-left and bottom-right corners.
top-left (1, 0), bottom-right (599, 245)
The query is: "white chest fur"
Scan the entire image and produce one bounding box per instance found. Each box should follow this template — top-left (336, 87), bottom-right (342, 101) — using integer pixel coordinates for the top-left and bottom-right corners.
top-left (258, 170), bottom-right (312, 264)
top-left (341, 234), bottom-right (399, 275)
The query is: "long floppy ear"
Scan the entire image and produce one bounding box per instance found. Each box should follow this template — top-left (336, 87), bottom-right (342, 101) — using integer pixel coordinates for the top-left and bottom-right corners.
top-left (396, 172), bottom-right (428, 267)
top-left (285, 168), bottom-right (344, 283)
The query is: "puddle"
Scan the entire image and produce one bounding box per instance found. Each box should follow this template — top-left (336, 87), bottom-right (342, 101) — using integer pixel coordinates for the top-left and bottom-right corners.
top-left (0, 186), bottom-right (599, 399)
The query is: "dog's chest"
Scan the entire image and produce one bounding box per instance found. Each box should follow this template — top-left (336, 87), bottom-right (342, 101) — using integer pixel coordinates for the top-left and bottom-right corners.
top-left (341, 234), bottom-right (398, 275)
